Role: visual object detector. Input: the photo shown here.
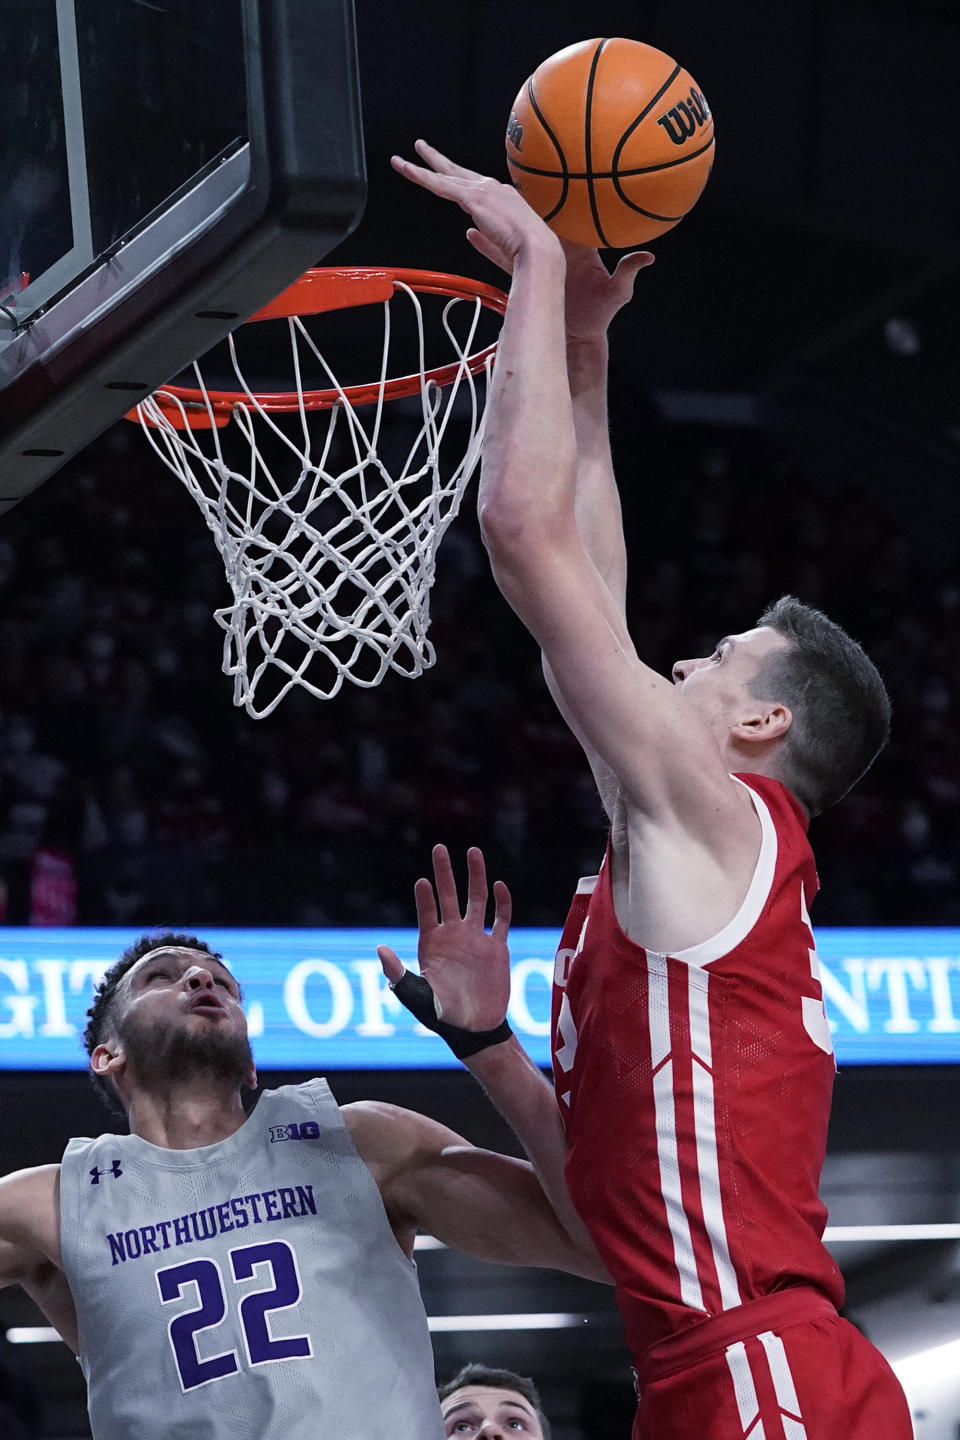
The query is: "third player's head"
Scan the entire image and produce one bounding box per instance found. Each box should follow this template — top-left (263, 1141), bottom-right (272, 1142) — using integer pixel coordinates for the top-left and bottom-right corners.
top-left (671, 594), bottom-right (890, 817)
top-left (83, 933), bottom-right (256, 1113)
top-left (439, 1364), bottom-right (551, 1439)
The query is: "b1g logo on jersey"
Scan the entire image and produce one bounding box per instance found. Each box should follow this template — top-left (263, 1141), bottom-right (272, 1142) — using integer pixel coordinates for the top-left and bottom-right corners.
top-left (90, 1160), bottom-right (123, 1185)
top-left (269, 1122), bottom-right (321, 1143)
top-left (656, 88), bottom-right (711, 146)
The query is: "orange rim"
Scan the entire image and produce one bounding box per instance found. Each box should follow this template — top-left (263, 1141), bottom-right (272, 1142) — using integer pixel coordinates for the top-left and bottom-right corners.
top-left (131, 267), bottom-right (508, 430)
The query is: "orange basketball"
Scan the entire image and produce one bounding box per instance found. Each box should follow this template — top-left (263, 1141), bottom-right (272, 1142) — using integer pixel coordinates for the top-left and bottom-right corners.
top-left (505, 37), bottom-right (715, 249)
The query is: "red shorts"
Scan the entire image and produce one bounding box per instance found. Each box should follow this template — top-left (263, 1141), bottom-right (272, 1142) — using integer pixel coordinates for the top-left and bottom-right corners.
top-left (631, 1288), bottom-right (912, 1440)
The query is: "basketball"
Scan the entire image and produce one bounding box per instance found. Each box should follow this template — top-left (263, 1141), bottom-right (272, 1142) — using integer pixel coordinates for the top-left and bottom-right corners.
top-left (505, 37), bottom-right (715, 249)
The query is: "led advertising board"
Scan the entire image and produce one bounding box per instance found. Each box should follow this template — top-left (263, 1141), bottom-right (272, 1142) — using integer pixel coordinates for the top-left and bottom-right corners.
top-left (0, 927), bottom-right (957, 1070)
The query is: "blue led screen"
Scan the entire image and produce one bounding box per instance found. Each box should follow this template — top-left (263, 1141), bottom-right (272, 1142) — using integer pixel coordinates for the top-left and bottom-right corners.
top-left (0, 927), bottom-right (958, 1070)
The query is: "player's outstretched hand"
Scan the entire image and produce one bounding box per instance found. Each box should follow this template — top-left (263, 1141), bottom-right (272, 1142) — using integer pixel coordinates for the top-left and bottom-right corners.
top-left (561, 238), bottom-right (655, 345)
top-left (378, 845), bottom-right (512, 1032)
top-left (391, 140), bottom-right (562, 274)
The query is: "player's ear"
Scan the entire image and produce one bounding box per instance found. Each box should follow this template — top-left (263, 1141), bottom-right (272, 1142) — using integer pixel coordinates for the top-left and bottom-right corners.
top-left (246, 1060), bottom-right (258, 1092)
top-left (732, 702), bottom-right (792, 745)
top-left (90, 1039), bottom-right (125, 1081)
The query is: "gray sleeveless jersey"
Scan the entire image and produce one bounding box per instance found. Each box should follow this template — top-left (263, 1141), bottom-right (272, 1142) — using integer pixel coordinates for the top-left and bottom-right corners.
top-left (59, 1080), bottom-right (445, 1440)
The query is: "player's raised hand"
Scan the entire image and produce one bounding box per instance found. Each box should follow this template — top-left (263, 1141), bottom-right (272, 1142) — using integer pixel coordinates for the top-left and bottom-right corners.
top-left (391, 140), bottom-right (562, 273)
top-left (377, 845), bottom-right (512, 1032)
top-left (561, 238), bottom-right (655, 345)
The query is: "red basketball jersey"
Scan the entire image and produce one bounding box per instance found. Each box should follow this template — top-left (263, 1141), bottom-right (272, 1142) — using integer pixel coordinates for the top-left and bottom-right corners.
top-left (551, 774), bottom-right (845, 1361)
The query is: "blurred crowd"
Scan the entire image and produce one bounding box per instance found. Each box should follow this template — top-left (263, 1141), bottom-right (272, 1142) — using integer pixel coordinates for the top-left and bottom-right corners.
top-left (0, 411), bottom-right (957, 931)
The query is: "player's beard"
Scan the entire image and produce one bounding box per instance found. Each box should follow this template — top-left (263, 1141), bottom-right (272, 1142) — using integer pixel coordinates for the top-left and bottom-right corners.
top-left (117, 1009), bottom-right (254, 1093)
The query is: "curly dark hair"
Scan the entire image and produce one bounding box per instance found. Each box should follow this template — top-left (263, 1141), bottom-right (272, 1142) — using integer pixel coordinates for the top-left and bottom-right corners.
top-left (438, 1364), bottom-right (551, 1440)
top-left (83, 932), bottom-right (232, 1112)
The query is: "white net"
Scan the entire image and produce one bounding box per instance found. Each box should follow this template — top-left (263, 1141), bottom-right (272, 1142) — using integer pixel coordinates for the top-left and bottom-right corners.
top-left (135, 280), bottom-right (497, 718)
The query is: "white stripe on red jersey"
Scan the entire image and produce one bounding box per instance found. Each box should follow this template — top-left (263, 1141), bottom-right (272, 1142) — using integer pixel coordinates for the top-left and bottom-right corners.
top-left (551, 775), bottom-right (844, 1361)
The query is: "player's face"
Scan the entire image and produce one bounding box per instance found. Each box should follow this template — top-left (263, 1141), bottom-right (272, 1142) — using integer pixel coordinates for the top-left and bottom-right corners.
top-left (122, 946), bottom-right (244, 1027)
top-left (113, 946), bottom-right (254, 1089)
top-left (671, 625), bottom-right (788, 727)
top-left (441, 1386), bottom-right (545, 1439)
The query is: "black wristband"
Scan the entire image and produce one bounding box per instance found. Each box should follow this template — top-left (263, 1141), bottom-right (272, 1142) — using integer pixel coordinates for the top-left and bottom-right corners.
top-left (390, 970), bottom-right (513, 1060)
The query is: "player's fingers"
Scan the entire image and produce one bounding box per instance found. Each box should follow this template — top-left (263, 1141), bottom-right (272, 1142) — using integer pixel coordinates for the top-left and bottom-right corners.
top-left (377, 945), bottom-right (405, 983)
top-left (465, 227), bottom-right (514, 275)
top-left (413, 875), bottom-right (440, 933)
top-left (413, 138), bottom-right (481, 181)
top-left (464, 846), bottom-right (489, 924)
top-left (431, 844), bottom-right (463, 923)
top-left (491, 879), bottom-right (513, 942)
top-left (612, 250), bottom-right (656, 284)
top-left (390, 154), bottom-right (461, 197)
top-left (392, 156), bottom-right (491, 227)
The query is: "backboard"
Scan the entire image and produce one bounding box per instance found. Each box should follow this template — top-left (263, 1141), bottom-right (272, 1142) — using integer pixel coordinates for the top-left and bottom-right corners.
top-left (0, 0), bottom-right (366, 513)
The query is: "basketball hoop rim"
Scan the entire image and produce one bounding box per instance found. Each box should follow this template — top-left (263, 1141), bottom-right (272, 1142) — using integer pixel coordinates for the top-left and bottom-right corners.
top-left (130, 266), bottom-right (508, 429)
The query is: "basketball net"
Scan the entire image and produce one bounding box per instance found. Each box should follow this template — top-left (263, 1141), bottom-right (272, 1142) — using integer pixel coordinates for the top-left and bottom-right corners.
top-left (131, 268), bottom-right (507, 718)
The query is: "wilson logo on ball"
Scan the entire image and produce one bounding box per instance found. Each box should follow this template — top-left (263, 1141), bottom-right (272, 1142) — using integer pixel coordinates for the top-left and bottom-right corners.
top-left (656, 88), bottom-right (712, 146)
top-left (504, 37), bottom-right (716, 249)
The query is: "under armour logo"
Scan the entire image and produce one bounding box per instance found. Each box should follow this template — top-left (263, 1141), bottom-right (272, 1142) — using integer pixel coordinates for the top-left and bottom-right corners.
top-left (90, 1161), bottom-right (123, 1185)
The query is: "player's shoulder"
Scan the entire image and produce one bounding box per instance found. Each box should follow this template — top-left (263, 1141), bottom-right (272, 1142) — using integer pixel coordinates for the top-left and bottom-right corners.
top-left (626, 764), bottom-right (760, 860)
top-left (340, 1101), bottom-right (466, 1175)
top-left (0, 1165), bottom-right (61, 1257)
top-left (737, 770), bottom-right (805, 811)
top-left (734, 773), bottom-right (812, 848)
top-left (341, 1098), bottom-right (458, 1142)
top-left (0, 1162), bottom-right (60, 1205)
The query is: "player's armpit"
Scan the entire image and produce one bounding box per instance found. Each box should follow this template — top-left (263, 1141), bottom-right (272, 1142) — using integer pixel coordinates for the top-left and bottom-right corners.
top-left (542, 655), bottom-right (623, 824)
top-left (342, 1101), bottom-right (610, 1283)
top-left (0, 1165), bottom-right (62, 1288)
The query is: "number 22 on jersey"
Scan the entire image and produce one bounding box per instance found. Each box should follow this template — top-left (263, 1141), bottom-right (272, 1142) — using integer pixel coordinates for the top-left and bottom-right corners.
top-left (157, 1239), bottom-right (312, 1391)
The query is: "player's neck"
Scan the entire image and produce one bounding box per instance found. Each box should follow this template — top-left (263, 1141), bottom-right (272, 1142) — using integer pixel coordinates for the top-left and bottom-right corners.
top-left (725, 749), bottom-right (809, 818)
top-left (723, 739), bottom-right (781, 788)
top-left (124, 1079), bottom-right (250, 1150)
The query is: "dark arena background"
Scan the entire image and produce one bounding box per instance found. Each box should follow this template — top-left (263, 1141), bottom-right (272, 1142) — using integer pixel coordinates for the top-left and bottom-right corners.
top-left (1, 1), bottom-right (960, 1436)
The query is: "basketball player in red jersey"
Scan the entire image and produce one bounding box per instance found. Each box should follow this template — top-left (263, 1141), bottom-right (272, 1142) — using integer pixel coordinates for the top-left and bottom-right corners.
top-left (385, 142), bottom-right (912, 1440)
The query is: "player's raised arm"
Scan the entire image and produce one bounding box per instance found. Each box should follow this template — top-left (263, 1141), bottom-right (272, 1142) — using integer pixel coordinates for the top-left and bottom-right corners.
top-left (475, 220), bottom-right (736, 830)
top-left (377, 845), bottom-right (601, 1262)
top-left (539, 241), bottom-right (654, 820)
top-left (391, 144), bottom-right (752, 841)
top-left (558, 240), bottom-right (654, 608)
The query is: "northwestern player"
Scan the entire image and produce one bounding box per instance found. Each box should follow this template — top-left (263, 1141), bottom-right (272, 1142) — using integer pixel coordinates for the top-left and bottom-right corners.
top-left (0, 933), bottom-right (606, 1440)
top-left (385, 142), bottom-right (913, 1439)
